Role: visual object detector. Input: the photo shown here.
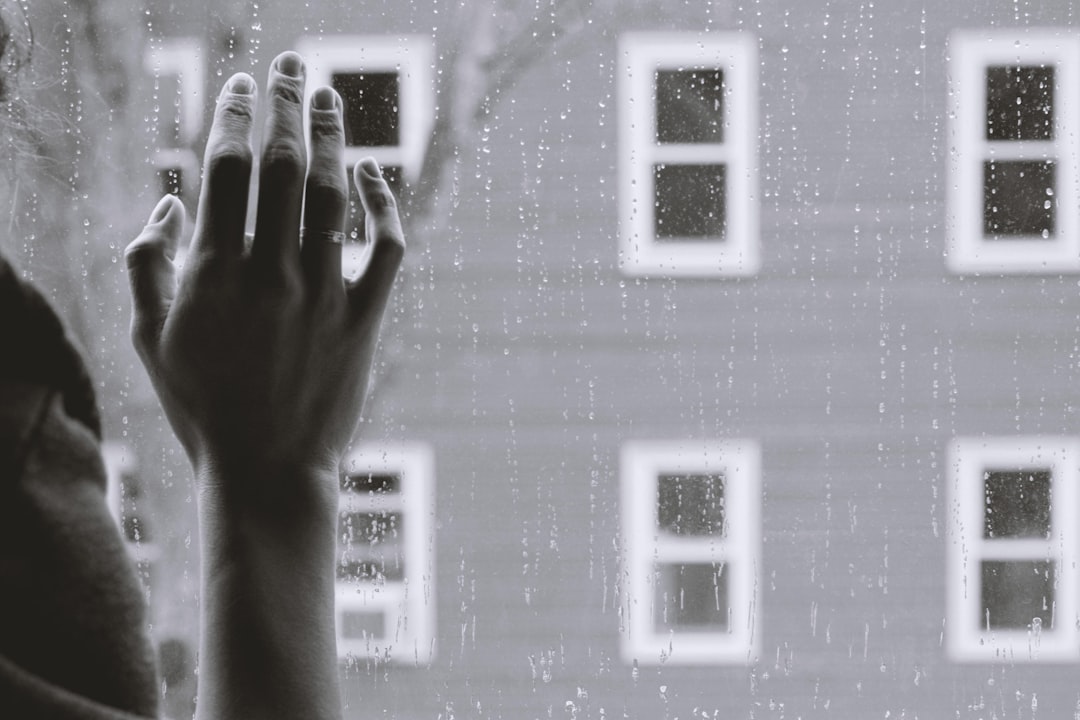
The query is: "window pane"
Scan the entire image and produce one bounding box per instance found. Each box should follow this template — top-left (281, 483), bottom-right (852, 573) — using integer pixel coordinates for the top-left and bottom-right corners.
top-left (655, 562), bottom-right (728, 631)
top-left (983, 469), bottom-right (1052, 539)
top-left (341, 471), bottom-right (401, 495)
top-left (982, 160), bottom-right (1055, 238)
top-left (120, 472), bottom-right (150, 544)
top-left (157, 166), bottom-right (183, 198)
top-left (654, 163), bottom-right (726, 240)
top-left (981, 560), bottom-right (1055, 631)
top-left (338, 511), bottom-right (405, 581)
top-left (655, 69), bottom-right (724, 144)
top-left (986, 65), bottom-right (1054, 141)
top-left (332, 72), bottom-right (399, 147)
top-left (657, 473), bottom-right (725, 536)
top-left (152, 73), bottom-right (182, 146)
top-left (340, 610), bottom-right (386, 640)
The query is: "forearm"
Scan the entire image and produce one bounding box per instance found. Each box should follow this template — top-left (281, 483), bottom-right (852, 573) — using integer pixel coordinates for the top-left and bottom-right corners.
top-left (194, 467), bottom-right (343, 720)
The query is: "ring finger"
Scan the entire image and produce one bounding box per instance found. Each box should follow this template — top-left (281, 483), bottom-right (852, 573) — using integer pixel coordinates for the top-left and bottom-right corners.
top-left (300, 86), bottom-right (348, 287)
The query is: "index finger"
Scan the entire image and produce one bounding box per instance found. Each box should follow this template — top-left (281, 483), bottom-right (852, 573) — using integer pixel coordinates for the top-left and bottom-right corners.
top-left (190, 73), bottom-right (257, 259)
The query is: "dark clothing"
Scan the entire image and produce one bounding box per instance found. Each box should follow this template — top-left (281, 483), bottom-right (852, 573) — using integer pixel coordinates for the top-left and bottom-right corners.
top-left (0, 255), bottom-right (158, 718)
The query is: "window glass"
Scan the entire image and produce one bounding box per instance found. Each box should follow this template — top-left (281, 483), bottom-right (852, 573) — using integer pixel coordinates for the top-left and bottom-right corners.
top-left (985, 65), bottom-right (1054, 141)
top-left (14, 4), bottom-right (1080, 719)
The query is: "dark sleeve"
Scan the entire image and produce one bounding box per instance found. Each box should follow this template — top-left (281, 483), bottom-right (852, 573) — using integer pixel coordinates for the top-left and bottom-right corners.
top-left (0, 255), bottom-right (159, 719)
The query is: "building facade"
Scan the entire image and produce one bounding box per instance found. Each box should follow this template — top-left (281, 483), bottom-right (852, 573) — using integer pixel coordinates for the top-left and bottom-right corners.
top-left (11, 0), bottom-right (1080, 718)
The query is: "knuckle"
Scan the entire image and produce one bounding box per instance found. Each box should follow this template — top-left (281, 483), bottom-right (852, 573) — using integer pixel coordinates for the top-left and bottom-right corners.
top-left (215, 94), bottom-right (256, 126)
top-left (306, 176), bottom-right (348, 209)
top-left (309, 111), bottom-right (345, 142)
top-left (261, 143), bottom-right (306, 180)
top-left (366, 185), bottom-right (398, 213)
top-left (374, 229), bottom-right (406, 265)
top-left (124, 237), bottom-right (158, 268)
top-left (129, 317), bottom-right (156, 355)
top-left (271, 79), bottom-right (305, 108)
top-left (206, 143), bottom-right (253, 182)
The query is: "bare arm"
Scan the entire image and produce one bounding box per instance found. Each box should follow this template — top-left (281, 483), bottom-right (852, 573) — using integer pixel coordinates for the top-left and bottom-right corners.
top-left (124, 50), bottom-right (405, 719)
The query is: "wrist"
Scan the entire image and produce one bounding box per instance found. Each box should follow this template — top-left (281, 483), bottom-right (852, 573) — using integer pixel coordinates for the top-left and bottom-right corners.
top-left (194, 455), bottom-right (341, 521)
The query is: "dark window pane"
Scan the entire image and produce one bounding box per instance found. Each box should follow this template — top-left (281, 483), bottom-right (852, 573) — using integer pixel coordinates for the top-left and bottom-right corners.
top-left (157, 166), bottom-right (183, 198)
top-left (332, 72), bottom-right (399, 147)
top-left (657, 473), bottom-right (725, 536)
top-left (120, 471), bottom-right (150, 543)
top-left (986, 65), bottom-right (1054, 141)
top-left (655, 563), bottom-right (728, 631)
top-left (153, 74), bottom-right (182, 146)
top-left (983, 160), bottom-right (1054, 238)
top-left (346, 165), bottom-right (403, 242)
top-left (338, 511), bottom-right (405, 582)
top-left (342, 471), bottom-right (401, 494)
top-left (340, 610), bottom-right (386, 640)
top-left (337, 556), bottom-right (405, 582)
top-left (339, 511), bottom-right (403, 545)
top-left (981, 560), bottom-right (1054, 631)
top-left (656, 69), bottom-right (724, 144)
top-left (983, 469), bottom-right (1052, 539)
top-left (654, 163), bottom-right (726, 240)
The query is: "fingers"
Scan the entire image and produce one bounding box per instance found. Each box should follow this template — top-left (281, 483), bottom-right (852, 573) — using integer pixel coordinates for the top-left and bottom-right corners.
top-left (125, 195), bottom-right (184, 353)
top-left (348, 159), bottom-right (405, 319)
top-left (191, 73), bottom-right (256, 259)
top-left (251, 52), bottom-right (308, 272)
top-left (300, 87), bottom-right (348, 286)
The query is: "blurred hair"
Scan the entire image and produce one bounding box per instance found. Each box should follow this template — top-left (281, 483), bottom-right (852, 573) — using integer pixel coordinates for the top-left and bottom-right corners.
top-left (0, 1), bottom-right (31, 102)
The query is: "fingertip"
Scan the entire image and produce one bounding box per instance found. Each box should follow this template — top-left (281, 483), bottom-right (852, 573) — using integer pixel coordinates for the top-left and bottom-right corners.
top-left (274, 51), bottom-right (305, 79)
top-left (223, 72), bottom-right (256, 97)
top-left (356, 157), bottom-right (382, 181)
top-left (312, 86), bottom-right (340, 112)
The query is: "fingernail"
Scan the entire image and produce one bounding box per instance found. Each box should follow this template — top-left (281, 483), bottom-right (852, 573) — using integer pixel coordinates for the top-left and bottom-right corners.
top-left (312, 86), bottom-right (338, 110)
top-left (359, 157), bottom-right (381, 179)
top-left (148, 195), bottom-right (173, 224)
top-left (275, 52), bottom-right (304, 78)
top-left (226, 73), bottom-right (254, 95)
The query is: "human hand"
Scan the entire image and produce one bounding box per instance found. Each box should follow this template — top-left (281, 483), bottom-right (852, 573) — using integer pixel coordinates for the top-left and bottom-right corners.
top-left (124, 51), bottom-right (404, 503)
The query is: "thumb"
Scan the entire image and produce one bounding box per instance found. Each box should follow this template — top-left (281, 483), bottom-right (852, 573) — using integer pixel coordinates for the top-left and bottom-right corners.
top-left (125, 195), bottom-right (184, 352)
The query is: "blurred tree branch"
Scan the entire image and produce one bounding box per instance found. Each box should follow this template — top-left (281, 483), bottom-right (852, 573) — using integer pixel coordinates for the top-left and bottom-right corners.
top-left (404, 0), bottom-right (603, 230)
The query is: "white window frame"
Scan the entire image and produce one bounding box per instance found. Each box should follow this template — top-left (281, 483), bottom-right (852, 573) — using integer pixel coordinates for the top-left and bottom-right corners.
top-left (620, 439), bottom-right (761, 665)
top-left (296, 34), bottom-right (434, 182)
top-left (101, 442), bottom-right (161, 568)
top-left (143, 38), bottom-right (203, 200)
top-left (946, 30), bottom-right (1080, 274)
top-left (946, 436), bottom-right (1080, 662)
top-left (296, 35), bottom-right (434, 278)
top-left (336, 442), bottom-right (435, 664)
top-left (617, 32), bottom-right (759, 278)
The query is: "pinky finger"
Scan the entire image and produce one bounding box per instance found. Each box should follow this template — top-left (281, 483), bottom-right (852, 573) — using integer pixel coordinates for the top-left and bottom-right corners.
top-left (347, 158), bottom-right (405, 317)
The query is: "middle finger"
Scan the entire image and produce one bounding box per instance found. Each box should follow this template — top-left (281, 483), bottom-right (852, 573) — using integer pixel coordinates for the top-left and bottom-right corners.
top-left (251, 51), bottom-right (308, 273)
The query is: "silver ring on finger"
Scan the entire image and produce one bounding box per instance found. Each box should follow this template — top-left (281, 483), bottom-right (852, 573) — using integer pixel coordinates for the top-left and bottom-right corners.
top-left (301, 227), bottom-right (347, 245)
